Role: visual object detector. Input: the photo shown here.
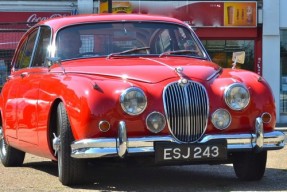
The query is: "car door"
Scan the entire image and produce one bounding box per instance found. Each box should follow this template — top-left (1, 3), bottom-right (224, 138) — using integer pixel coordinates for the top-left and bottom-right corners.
top-left (4, 26), bottom-right (51, 145)
top-left (16, 26), bottom-right (51, 145)
top-left (3, 31), bottom-right (35, 140)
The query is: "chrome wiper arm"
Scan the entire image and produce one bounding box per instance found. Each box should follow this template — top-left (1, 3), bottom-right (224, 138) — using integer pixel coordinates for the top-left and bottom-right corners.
top-left (107, 47), bottom-right (150, 59)
top-left (159, 50), bottom-right (199, 57)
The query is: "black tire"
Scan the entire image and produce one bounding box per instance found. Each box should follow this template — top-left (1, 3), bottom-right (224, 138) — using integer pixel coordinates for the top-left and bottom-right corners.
top-left (233, 151), bottom-right (267, 181)
top-left (0, 125), bottom-right (25, 167)
top-left (56, 102), bottom-right (87, 186)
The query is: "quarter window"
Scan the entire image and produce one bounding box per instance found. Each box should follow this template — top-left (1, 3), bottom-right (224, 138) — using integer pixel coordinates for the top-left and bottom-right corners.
top-left (14, 29), bottom-right (37, 69)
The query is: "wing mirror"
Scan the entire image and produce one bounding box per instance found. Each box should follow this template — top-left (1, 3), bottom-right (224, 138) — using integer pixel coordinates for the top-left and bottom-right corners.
top-left (44, 57), bottom-right (65, 73)
top-left (232, 51), bottom-right (245, 69)
top-left (44, 57), bottom-right (61, 67)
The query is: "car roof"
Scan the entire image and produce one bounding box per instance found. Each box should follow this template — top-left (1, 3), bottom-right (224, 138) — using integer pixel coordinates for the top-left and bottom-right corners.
top-left (37, 14), bottom-right (186, 31)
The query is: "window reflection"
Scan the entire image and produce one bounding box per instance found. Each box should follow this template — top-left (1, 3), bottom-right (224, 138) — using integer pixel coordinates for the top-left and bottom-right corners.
top-left (280, 30), bottom-right (287, 114)
top-left (202, 40), bottom-right (254, 71)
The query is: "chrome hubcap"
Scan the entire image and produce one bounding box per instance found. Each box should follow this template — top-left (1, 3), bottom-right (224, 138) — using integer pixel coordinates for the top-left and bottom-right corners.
top-left (52, 133), bottom-right (60, 156)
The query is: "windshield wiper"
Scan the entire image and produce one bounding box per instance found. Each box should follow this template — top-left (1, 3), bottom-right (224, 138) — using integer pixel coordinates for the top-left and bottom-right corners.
top-left (159, 50), bottom-right (199, 57)
top-left (107, 47), bottom-right (150, 58)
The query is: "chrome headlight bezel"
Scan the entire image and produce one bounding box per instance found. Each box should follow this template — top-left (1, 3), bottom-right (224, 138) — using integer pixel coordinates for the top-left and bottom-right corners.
top-left (120, 87), bottom-right (147, 116)
top-left (224, 83), bottom-right (250, 111)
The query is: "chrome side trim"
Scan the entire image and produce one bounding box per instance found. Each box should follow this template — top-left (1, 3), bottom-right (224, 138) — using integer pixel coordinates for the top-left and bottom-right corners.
top-left (71, 131), bottom-right (285, 159)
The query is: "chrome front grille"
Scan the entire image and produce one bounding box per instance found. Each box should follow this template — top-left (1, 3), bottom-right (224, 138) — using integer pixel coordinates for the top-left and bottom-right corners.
top-left (163, 81), bottom-right (209, 143)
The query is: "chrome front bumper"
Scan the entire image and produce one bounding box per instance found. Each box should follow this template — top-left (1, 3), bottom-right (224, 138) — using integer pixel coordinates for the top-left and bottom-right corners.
top-left (70, 118), bottom-right (286, 159)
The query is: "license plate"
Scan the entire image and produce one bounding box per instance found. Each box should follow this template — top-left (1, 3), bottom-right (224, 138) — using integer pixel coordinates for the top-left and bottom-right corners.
top-left (155, 140), bottom-right (227, 163)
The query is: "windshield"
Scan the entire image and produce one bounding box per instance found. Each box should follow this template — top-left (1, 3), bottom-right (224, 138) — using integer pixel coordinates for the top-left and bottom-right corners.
top-left (55, 22), bottom-right (207, 60)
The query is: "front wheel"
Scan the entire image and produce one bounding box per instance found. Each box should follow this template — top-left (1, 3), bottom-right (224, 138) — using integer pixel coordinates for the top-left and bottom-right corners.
top-left (56, 102), bottom-right (87, 186)
top-left (233, 151), bottom-right (267, 181)
top-left (0, 125), bottom-right (25, 167)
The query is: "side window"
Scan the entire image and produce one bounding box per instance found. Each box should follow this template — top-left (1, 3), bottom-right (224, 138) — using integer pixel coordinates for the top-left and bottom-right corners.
top-left (14, 29), bottom-right (38, 69)
top-left (56, 29), bottom-right (82, 60)
top-left (14, 38), bottom-right (28, 69)
top-left (31, 27), bottom-right (51, 67)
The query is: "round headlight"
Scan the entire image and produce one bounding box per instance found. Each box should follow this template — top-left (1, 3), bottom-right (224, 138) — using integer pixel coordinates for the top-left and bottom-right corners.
top-left (120, 87), bottom-right (147, 115)
top-left (211, 109), bottom-right (231, 130)
top-left (224, 83), bottom-right (250, 110)
top-left (146, 112), bottom-right (166, 133)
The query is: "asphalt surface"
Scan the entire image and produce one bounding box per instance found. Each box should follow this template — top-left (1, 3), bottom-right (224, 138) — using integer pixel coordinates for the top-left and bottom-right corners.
top-left (0, 133), bottom-right (286, 192)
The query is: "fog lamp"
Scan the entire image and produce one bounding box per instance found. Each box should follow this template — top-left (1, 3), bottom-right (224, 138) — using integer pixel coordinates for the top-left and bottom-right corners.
top-left (211, 109), bottom-right (231, 130)
top-left (146, 112), bottom-right (166, 133)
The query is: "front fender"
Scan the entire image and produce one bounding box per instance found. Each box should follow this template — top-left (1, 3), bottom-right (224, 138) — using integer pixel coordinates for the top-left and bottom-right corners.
top-left (207, 69), bottom-right (276, 133)
top-left (56, 75), bottom-right (132, 140)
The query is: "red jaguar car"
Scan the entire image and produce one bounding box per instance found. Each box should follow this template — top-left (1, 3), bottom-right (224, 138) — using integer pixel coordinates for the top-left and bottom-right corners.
top-left (0, 14), bottom-right (285, 186)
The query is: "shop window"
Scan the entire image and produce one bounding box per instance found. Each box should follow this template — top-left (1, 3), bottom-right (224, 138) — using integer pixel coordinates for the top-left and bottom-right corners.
top-left (280, 30), bottom-right (287, 114)
top-left (202, 40), bottom-right (254, 71)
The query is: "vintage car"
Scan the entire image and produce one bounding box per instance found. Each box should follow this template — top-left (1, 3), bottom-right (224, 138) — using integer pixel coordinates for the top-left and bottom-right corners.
top-left (0, 14), bottom-right (285, 186)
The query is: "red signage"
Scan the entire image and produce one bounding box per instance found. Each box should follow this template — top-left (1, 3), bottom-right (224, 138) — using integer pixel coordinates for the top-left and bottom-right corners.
top-left (0, 12), bottom-right (71, 28)
top-left (0, 12), bottom-right (71, 50)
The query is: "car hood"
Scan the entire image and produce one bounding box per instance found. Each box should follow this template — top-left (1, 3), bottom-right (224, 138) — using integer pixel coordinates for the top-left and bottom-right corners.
top-left (58, 57), bottom-right (221, 83)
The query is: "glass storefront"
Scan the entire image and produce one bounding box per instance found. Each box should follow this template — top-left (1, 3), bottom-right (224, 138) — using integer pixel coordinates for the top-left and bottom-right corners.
top-left (280, 30), bottom-right (287, 114)
top-left (202, 40), bottom-right (254, 71)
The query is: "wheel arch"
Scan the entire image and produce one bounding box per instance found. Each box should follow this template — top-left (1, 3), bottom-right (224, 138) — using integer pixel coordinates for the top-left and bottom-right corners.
top-left (47, 98), bottom-right (62, 156)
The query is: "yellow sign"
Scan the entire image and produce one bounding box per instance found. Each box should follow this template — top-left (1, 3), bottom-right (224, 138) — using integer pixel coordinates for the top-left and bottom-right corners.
top-left (100, 1), bottom-right (132, 13)
top-left (99, 0), bottom-right (108, 13)
top-left (224, 2), bottom-right (257, 27)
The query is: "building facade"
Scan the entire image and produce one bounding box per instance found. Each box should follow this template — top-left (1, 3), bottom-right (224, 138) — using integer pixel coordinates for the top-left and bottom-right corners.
top-left (262, 0), bottom-right (287, 124)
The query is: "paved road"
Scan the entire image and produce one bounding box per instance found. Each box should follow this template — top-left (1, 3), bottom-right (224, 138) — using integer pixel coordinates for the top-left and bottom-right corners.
top-left (0, 143), bottom-right (286, 191)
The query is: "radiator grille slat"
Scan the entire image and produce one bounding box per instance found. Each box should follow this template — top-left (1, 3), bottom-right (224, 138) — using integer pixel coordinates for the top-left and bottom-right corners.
top-left (163, 81), bottom-right (209, 143)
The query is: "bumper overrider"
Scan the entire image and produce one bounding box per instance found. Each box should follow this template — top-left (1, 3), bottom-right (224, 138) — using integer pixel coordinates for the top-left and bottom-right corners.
top-left (70, 117), bottom-right (286, 159)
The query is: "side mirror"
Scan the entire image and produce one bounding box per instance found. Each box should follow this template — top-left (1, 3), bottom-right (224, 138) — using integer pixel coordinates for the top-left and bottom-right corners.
top-left (44, 57), bottom-right (62, 68)
top-left (44, 57), bottom-right (65, 73)
top-left (232, 51), bottom-right (245, 69)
